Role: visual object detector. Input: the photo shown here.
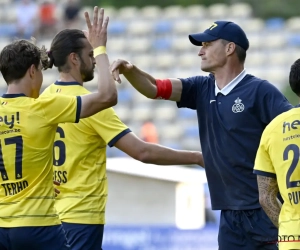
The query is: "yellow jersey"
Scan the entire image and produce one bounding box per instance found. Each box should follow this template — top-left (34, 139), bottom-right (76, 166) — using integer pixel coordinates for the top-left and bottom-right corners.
top-left (42, 81), bottom-right (130, 224)
top-left (254, 107), bottom-right (300, 249)
top-left (0, 93), bottom-right (80, 227)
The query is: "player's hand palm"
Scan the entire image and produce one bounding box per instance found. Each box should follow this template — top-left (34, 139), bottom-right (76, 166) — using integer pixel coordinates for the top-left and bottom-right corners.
top-left (84, 7), bottom-right (109, 49)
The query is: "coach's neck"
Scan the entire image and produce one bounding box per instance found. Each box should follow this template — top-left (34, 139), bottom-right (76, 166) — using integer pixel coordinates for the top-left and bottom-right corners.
top-left (213, 61), bottom-right (244, 90)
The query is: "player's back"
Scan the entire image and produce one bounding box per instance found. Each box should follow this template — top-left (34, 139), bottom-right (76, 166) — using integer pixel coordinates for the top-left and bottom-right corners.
top-left (0, 93), bottom-right (79, 227)
top-left (262, 107), bottom-right (300, 225)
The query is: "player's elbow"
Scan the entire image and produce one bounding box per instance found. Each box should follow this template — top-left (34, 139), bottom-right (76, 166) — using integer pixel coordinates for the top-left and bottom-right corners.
top-left (135, 144), bottom-right (153, 163)
top-left (106, 91), bottom-right (118, 106)
top-left (100, 92), bottom-right (118, 108)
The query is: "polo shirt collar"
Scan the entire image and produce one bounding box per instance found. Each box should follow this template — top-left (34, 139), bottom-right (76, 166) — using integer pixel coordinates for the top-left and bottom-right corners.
top-left (215, 69), bottom-right (247, 96)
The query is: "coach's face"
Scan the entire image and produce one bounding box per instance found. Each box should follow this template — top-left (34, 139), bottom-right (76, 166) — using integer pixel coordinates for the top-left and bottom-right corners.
top-left (199, 39), bottom-right (227, 73)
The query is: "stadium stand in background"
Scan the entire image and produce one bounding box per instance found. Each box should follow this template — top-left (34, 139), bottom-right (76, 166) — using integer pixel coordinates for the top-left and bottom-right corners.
top-left (1, 1), bottom-right (300, 157)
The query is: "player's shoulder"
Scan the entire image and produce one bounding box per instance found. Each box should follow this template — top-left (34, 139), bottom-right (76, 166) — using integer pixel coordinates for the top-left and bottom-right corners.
top-left (265, 107), bottom-right (298, 134)
top-left (42, 82), bottom-right (90, 96)
top-left (41, 83), bottom-right (57, 96)
top-left (36, 92), bottom-right (76, 107)
top-left (89, 107), bottom-right (116, 121)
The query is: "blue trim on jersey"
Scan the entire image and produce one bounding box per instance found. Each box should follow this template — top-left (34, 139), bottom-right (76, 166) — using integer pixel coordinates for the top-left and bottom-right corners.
top-left (2, 93), bottom-right (26, 98)
top-left (55, 81), bottom-right (81, 86)
top-left (75, 96), bottom-right (81, 123)
top-left (253, 170), bottom-right (276, 179)
top-left (108, 128), bottom-right (131, 147)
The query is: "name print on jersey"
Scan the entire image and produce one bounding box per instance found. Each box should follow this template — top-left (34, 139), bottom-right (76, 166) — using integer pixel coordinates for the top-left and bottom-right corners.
top-left (0, 112), bottom-right (20, 129)
top-left (283, 120), bottom-right (300, 133)
top-left (1, 180), bottom-right (28, 196)
top-left (53, 170), bottom-right (68, 184)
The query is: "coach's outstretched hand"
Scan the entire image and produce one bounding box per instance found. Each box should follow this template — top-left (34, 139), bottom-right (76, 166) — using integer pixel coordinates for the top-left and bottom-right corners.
top-left (110, 59), bottom-right (134, 83)
top-left (84, 7), bottom-right (108, 49)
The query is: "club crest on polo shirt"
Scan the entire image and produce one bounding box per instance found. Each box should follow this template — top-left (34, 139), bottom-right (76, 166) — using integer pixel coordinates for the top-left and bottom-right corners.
top-left (232, 97), bottom-right (244, 113)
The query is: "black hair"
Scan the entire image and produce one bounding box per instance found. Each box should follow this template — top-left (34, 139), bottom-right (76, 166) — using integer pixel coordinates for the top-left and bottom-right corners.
top-left (0, 39), bottom-right (48, 84)
top-left (47, 29), bottom-right (87, 72)
top-left (289, 58), bottom-right (300, 97)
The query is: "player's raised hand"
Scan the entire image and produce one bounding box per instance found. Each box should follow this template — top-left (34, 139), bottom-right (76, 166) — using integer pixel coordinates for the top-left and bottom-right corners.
top-left (110, 59), bottom-right (134, 83)
top-left (84, 7), bottom-right (109, 49)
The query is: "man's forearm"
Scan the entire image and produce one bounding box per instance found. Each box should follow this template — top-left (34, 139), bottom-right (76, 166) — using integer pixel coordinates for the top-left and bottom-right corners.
top-left (123, 65), bottom-right (157, 99)
top-left (140, 143), bottom-right (204, 167)
top-left (257, 175), bottom-right (281, 228)
top-left (261, 196), bottom-right (281, 228)
top-left (96, 54), bottom-right (117, 102)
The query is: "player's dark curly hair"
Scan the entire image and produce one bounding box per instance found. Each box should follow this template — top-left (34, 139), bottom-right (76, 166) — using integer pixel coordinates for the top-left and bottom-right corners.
top-left (289, 58), bottom-right (300, 97)
top-left (0, 39), bottom-right (48, 84)
top-left (46, 29), bottom-right (87, 72)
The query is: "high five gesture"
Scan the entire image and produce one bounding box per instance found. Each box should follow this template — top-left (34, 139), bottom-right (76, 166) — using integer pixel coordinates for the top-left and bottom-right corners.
top-left (79, 7), bottom-right (117, 118)
top-left (84, 7), bottom-right (109, 49)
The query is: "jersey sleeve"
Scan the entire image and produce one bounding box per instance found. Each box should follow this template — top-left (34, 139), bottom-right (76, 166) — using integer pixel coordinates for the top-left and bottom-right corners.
top-left (39, 94), bottom-right (81, 124)
top-left (258, 81), bottom-right (293, 124)
top-left (177, 75), bottom-right (207, 110)
top-left (88, 107), bottom-right (131, 147)
top-left (253, 127), bottom-right (276, 178)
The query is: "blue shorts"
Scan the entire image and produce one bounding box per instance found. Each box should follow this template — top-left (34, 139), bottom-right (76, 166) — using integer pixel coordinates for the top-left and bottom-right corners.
top-left (62, 222), bottom-right (104, 250)
top-left (0, 225), bottom-right (69, 250)
top-left (218, 208), bottom-right (278, 250)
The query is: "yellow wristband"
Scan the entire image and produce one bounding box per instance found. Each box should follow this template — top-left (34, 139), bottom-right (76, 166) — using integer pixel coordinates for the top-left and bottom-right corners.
top-left (94, 46), bottom-right (106, 57)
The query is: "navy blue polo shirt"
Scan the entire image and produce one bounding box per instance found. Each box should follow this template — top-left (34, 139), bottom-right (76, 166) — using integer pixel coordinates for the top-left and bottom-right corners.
top-left (177, 73), bottom-right (293, 210)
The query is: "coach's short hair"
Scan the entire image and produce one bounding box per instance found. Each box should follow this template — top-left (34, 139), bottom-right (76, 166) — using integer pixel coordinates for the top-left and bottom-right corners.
top-left (221, 39), bottom-right (246, 63)
top-left (289, 58), bottom-right (300, 97)
top-left (47, 29), bottom-right (87, 72)
top-left (0, 40), bottom-right (47, 84)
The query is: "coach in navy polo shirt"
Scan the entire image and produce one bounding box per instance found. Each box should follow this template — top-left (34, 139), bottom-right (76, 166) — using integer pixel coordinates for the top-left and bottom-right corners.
top-left (110, 21), bottom-right (293, 250)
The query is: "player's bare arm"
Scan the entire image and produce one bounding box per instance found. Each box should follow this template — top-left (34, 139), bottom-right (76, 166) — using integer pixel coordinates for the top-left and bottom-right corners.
top-left (80, 7), bottom-right (117, 118)
top-left (257, 175), bottom-right (282, 228)
top-left (110, 59), bottom-right (182, 102)
top-left (114, 132), bottom-right (204, 167)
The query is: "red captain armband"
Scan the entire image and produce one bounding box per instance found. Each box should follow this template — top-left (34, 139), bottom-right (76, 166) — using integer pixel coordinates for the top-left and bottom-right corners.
top-left (155, 79), bottom-right (172, 100)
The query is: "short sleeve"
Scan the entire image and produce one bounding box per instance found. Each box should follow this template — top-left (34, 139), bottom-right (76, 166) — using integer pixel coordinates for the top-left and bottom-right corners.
top-left (39, 94), bottom-right (81, 124)
top-left (253, 128), bottom-right (276, 178)
top-left (258, 81), bottom-right (293, 124)
top-left (88, 108), bottom-right (131, 147)
top-left (177, 76), bottom-right (206, 110)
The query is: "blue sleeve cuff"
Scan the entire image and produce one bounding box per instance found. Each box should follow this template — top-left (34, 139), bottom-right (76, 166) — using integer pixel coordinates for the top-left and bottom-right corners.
top-left (108, 128), bottom-right (131, 147)
top-left (253, 169), bottom-right (276, 179)
top-left (75, 96), bottom-right (81, 123)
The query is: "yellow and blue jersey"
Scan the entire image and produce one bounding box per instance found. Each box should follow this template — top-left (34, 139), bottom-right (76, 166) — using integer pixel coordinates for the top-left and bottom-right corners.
top-left (0, 93), bottom-right (80, 227)
top-left (42, 81), bottom-right (130, 224)
top-left (254, 107), bottom-right (300, 249)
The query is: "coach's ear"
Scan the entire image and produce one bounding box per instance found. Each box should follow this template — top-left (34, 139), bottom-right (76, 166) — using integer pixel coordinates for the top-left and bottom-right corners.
top-left (226, 42), bottom-right (235, 56)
